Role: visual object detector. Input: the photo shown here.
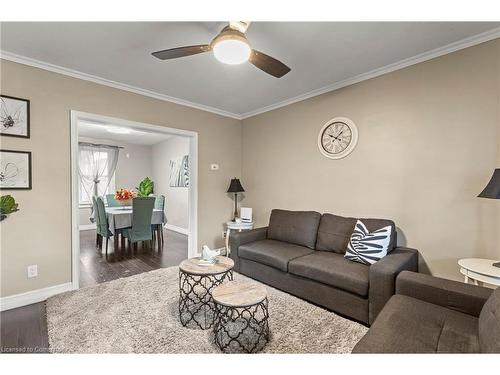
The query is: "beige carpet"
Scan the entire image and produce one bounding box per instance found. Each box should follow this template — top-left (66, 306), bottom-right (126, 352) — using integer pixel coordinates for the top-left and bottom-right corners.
top-left (46, 266), bottom-right (367, 353)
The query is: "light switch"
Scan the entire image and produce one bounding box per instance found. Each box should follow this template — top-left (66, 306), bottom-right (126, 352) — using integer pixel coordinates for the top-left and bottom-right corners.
top-left (210, 164), bottom-right (219, 171)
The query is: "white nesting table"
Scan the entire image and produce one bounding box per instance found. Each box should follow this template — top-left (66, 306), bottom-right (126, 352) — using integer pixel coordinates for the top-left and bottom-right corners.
top-left (225, 221), bottom-right (254, 256)
top-left (458, 258), bottom-right (500, 287)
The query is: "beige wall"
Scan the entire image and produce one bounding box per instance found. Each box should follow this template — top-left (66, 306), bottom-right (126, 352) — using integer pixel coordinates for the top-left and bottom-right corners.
top-left (1, 39), bottom-right (499, 298)
top-left (151, 136), bottom-right (189, 230)
top-left (78, 136), bottom-right (154, 226)
top-left (0, 60), bottom-right (241, 297)
top-left (241, 40), bottom-right (500, 281)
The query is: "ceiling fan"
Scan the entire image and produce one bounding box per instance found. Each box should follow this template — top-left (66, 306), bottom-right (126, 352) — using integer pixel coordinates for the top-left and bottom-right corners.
top-left (151, 21), bottom-right (291, 78)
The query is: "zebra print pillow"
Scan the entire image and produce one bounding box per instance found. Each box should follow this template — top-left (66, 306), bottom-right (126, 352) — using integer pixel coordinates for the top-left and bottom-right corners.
top-left (345, 220), bottom-right (392, 265)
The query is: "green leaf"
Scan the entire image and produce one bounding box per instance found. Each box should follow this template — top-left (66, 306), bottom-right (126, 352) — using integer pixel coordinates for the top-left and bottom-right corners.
top-left (136, 177), bottom-right (154, 197)
top-left (0, 195), bottom-right (19, 215)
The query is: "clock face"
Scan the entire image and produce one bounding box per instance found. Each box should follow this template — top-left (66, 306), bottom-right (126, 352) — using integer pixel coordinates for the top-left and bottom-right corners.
top-left (317, 117), bottom-right (358, 159)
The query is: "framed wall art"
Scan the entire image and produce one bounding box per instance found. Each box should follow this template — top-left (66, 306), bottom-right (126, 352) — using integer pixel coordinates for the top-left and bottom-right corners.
top-left (1, 95), bottom-right (30, 138)
top-left (169, 155), bottom-right (190, 187)
top-left (0, 150), bottom-right (32, 190)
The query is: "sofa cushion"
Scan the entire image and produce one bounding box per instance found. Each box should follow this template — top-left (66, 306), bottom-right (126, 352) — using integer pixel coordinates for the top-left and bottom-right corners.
top-left (316, 213), bottom-right (397, 254)
top-left (479, 287), bottom-right (500, 353)
top-left (267, 209), bottom-right (321, 249)
top-left (288, 251), bottom-right (369, 297)
top-left (353, 295), bottom-right (480, 353)
top-left (345, 220), bottom-right (392, 265)
top-left (238, 239), bottom-right (314, 272)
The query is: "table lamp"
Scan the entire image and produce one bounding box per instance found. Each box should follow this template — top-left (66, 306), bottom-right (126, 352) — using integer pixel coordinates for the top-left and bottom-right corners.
top-left (227, 178), bottom-right (245, 221)
top-left (478, 168), bottom-right (500, 267)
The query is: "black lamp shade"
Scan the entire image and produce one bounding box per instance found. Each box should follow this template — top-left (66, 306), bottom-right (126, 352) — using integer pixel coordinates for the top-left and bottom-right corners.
top-left (478, 169), bottom-right (500, 199)
top-left (227, 178), bottom-right (245, 193)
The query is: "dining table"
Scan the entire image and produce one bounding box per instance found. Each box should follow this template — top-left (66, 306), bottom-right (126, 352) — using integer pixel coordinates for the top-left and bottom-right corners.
top-left (105, 206), bottom-right (166, 254)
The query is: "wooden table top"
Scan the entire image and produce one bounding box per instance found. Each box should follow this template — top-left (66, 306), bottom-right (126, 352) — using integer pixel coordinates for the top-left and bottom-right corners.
top-left (212, 281), bottom-right (267, 307)
top-left (179, 256), bottom-right (234, 275)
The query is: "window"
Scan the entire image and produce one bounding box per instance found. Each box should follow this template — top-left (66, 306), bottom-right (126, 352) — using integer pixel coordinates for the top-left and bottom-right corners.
top-left (78, 148), bottom-right (117, 205)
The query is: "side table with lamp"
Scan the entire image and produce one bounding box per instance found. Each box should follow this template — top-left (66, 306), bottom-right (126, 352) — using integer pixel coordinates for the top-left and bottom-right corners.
top-left (225, 178), bottom-right (253, 256)
top-left (458, 169), bottom-right (500, 286)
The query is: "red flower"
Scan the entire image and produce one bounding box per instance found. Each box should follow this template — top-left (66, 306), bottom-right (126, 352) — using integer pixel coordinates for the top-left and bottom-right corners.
top-left (115, 188), bottom-right (136, 201)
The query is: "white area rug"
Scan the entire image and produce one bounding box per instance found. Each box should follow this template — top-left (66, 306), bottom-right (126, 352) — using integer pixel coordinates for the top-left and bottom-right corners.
top-left (47, 266), bottom-right (367, 353)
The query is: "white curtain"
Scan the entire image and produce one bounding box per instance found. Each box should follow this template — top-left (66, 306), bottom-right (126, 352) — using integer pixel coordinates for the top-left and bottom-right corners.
top-left (78, 142), bottom-right (120, 202)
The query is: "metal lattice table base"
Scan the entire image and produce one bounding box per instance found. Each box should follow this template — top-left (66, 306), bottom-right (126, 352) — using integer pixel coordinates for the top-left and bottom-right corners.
top-left (214, 298), bottom-right (270, 353)
top-left (178, 270), bottom-right (233, 330)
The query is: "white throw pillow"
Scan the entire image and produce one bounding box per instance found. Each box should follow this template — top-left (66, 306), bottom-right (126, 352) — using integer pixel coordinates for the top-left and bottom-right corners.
top-left (345, 220), bottom-right (392, 265)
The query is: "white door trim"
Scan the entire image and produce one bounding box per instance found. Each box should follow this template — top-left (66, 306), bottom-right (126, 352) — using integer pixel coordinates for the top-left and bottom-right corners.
top-left (70, 110), bottom-right (198, 290)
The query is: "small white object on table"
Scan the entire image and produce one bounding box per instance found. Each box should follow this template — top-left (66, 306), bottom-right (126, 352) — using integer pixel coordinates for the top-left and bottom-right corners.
top-left (225, 221), bottom-right (254, 256)
top-left (458, 258), bottom-right (500, 287)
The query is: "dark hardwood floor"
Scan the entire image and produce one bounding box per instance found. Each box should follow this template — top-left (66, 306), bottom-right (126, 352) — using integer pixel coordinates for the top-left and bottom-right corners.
top-left (79, 228), bottom-right (187, 287)
top-left (0, 228), bottom-right (188, 353)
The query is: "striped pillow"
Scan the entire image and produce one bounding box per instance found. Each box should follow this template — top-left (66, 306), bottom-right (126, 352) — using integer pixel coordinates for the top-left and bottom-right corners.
top-left (345, 220), bottom-right (392, 265)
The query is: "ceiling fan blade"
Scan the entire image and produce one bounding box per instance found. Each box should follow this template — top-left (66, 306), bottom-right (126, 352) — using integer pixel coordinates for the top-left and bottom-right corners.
top-left (249, 50), bottom-right (291, 78)
top-left (151, 44), bottom-right (211, 60)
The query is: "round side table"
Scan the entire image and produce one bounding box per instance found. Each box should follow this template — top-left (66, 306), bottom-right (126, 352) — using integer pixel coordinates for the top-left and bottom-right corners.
top-left (178, 256), bottom-right (234, 330)
top-left (458, 258), bottom-right (500, 287)
top-left (213, 281), bottom-right (270, 353)
top-left (225, 221), bottom-right (254, 256)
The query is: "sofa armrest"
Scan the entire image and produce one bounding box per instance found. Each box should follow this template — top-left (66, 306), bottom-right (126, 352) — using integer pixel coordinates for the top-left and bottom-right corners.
top-left (368, 247), bottom-right (419, 324)
top-left (229, 227), bottom-right (268, 271)
top-left (396, 271), bottom-right (492, 317)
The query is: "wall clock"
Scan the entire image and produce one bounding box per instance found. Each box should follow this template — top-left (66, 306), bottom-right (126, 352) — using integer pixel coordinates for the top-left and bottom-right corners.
top-left (317, 117), bottom-right (358, 159)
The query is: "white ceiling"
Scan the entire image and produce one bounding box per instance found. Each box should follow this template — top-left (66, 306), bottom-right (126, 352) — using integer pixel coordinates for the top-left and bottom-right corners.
top-left (1, 22), bottom-right (499, 118)
top-left (78, 121), bottom-right (172, 145)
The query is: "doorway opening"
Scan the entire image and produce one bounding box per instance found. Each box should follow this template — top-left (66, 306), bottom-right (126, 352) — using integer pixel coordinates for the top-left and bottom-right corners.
top-left (70, 111), bottom-right (198, 290)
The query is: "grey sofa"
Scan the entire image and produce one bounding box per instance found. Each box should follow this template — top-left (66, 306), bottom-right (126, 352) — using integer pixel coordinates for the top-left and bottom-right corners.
top-left (229, 209), bottom-right (419, 325)
top-left (353, 271), bottom-right (500, 353)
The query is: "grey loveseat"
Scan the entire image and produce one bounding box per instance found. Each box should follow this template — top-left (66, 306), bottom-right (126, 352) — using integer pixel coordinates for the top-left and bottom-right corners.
top-left (353, 271), bottom-right (500, 353)
top-left (229, 209), bottom-right (419, 325)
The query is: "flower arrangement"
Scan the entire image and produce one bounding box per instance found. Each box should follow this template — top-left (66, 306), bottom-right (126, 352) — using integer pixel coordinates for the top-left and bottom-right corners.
top-left (115, 188), bottom-right (136, 205)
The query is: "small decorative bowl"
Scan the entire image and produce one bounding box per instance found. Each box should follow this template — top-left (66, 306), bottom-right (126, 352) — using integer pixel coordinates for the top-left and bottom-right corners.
top-left (117, 199), bottom-right (132, 206)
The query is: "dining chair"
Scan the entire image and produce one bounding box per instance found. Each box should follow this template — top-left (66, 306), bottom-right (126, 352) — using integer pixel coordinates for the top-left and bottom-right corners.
top-left (106, 194), bottom-right (120, 207)
top-left (152, 194), bottom-right (166, 248)
top-left (121, 197), bottom-right (155, 252)
top-left (95, 196), bottom-right (113, 256)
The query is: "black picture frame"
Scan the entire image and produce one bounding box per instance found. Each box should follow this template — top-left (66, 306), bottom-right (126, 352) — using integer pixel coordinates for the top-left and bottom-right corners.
top-left (0, 149), bottom-right (32, 190)
top-left (0, 95), bottom-right (31, 139)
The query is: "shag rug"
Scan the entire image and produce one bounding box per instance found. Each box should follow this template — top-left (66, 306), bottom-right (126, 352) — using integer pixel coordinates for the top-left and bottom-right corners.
top-left (46, 267), bottom-right (367, 353)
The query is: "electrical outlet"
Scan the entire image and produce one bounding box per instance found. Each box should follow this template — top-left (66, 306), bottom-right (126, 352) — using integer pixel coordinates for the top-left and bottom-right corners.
top-left (27, 264), bottom-right (38, 278)
top-left (222, 231), bottom-right (227, 239)
top-left (210, 164), bottom-right (219, 171)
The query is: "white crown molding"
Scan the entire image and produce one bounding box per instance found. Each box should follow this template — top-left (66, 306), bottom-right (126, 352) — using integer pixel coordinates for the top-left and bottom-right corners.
top-left (1, 26), bottom-right (499, 120)
top-left (0, 50), bottom-right (243, 120)
top-left (239, 26), bottom-right (500, 119)
top-left (0, 282), bottom-right (73, 311)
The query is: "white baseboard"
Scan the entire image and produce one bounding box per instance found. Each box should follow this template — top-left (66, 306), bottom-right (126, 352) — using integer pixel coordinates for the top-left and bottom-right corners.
top-left (79, 223), bottom-right (96, 231)
top-left (0, 282), bottom-right (74, 311)
top-left (163, 223), bottom-right (189, 236)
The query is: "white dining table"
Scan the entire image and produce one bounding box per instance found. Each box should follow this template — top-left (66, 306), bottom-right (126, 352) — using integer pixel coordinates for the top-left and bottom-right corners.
top-left (105, 206), bottom-right (167, 254)
top-left (105, 206), bottom-right (166, 234)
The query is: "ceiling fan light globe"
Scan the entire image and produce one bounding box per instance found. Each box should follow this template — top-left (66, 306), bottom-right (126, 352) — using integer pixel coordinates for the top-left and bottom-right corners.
top-left (213, 39), bottom-right (251, 65)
